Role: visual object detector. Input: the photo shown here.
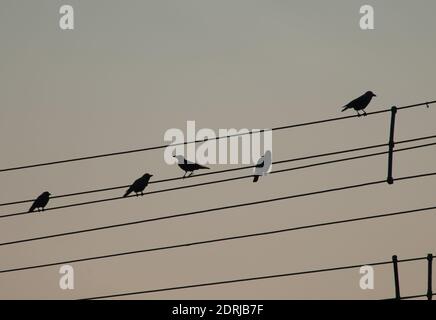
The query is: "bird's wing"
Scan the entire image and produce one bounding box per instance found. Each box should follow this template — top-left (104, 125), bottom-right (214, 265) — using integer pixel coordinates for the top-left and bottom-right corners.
top-left (29, 195), bottom-right (42, 212)
top-left (254, 159), bottom-right (264, 176)
top-left (133, 177), bottom-right (143, 187)
top-left (184, 158), bottom-right (197, 165)
top-left (255, 160), bottom-right (264, 168)
top-left (41, 196), bottom-right (50, 208)
top-left (255, 155), bottom-right (265, 167)
top-left (255, 152), bottom-right (272, 176)
top-left (124, 179), bottom-right (142, 196)
top-left (192, 163), bottom-right (209, 170)
top-left (180, 157), bottom-right (209, 170)
top-left (28, 201), bottom-right (37, 212)
top-left (347, 95), bottom-right (364, 108)
top-left (124, 185), bottom-right (134, 195)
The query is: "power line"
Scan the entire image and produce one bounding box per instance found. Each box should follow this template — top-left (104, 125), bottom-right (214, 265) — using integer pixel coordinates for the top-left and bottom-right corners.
top-left (0, 100), bottom-right (434, 174)
top-left (82, 256), bottom-right (428, 300)
top-left (382, 293), bottom-right (436, 300)
top-left (0, 150), bottom-right (389, 218)
top-left (396, 293), bottom-right (436, 300)
top-left (0, 172), bottom-right (436, 252)
top-left (1, 203), bottom-right (435, 275)
top-left (1, 139), bottom-right (435, 219)
top-left (0, 180), bottom-right (385, 247)
top-left (0, 132), bottom-right (435, 211)
top-left (0, 141), bottom-right (389, 208)
top-left (397, 133), bottom-right (436, 145)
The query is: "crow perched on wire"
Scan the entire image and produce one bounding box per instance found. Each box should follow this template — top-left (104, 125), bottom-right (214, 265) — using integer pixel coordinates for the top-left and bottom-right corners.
top-left (28, 191), bottom-right (51, 213)
top-left (123, 173), bottom-right (153, 197)
top-left (253, 151), bottom-right (272, 182)
top-left (173, 155), bottom-right (209, 178)
top-left (341, 91), bottom-right (377, 116)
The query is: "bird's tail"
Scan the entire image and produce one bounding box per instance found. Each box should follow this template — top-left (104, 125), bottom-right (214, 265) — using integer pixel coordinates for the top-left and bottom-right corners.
top-left (341, 105), bottom-right (349, 112)
top-left (199, 165), bottom-right (209, 170)
top-left (123, 189), bottom-right (132, 198)
top-left (28, 204), bottom-right (36, 213)
top-left (253, 175), bottom-right (260, 183)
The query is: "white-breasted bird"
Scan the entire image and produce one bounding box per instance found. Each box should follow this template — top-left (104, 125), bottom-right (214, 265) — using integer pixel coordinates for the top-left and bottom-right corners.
top-left (253, 151), bottom-right (272, 182)
top-left (173, 155), bottom-right (209, 178)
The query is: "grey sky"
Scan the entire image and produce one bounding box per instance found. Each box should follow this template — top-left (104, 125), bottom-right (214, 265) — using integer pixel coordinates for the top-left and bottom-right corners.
top-left (0, 0), bottom-right (435, 299)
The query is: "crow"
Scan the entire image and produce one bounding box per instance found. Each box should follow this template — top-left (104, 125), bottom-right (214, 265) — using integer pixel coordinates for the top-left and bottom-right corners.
top-left (124, 173), bottom-right (153, 197)
top-left (341, 91), bottom-right (377, 116)
top-left (28, 191), bottom-right (51, 213)
top-left (173, 155), bottom-right (209, 178)
top-left (253, 151), bottom-right (272, 182)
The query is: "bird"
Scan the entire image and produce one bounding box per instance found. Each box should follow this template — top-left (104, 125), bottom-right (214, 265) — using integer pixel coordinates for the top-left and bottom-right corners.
top-left (341, 91), bottom-right (377, 116)
top-left (253, 151), bottom-right (272, 182)
top-left (28, 191), bottom-right (51, 213)
top-left (173, 155), bottom-right (209, 178)
top-left (123, 173), bottom-right (153, 197)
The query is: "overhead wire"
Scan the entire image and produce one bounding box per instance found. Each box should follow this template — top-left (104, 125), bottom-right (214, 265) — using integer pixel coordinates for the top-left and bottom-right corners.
top-left (0, 100), bottom-right (433, 174)
top-left (1, 138), bottom-right (436, 219)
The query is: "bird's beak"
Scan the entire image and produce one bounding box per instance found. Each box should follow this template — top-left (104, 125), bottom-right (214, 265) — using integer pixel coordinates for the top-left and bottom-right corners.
top-left (373, 93), bottom-right (377, 97)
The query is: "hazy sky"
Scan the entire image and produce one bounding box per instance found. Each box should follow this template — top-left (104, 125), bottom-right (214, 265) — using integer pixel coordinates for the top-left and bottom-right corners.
top-left (0, 0), bottom-right (435, 299)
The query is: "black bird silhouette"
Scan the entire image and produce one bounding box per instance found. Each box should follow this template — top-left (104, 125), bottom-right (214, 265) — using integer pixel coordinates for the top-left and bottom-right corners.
top-left (28, 191), bottom-right (51, 213)
top-left (124, 173), bottom-right (153, 197)
top-left (173, 155), bottom-right (209, 178)
top-left (341, 91), bottom-right (377, 116)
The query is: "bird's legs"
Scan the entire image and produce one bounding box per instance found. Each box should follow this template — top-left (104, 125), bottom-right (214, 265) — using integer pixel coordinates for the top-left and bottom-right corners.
top-left (356, 110), bottom-right (361, 117)
top-left (363, 110), bottom-right (367, 116)
top-left (187, 171), bottom-right (194, 177)
top-left (183, 171), bottom-right (187, 179)
top-left (141, 191), bottom-right (144, 196)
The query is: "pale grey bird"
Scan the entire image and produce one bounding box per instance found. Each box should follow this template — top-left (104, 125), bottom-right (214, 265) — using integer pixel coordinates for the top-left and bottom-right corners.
top-left (341, 91), bottom-right (377, 116)
top-left (123, 173), bottom-right (153, 197)
top-left (173, 155), bottom-right (209, 178)
top-left (253, 151), bottom-right (272, 182)
top-left (28, 191), bottom-right (51, 213)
